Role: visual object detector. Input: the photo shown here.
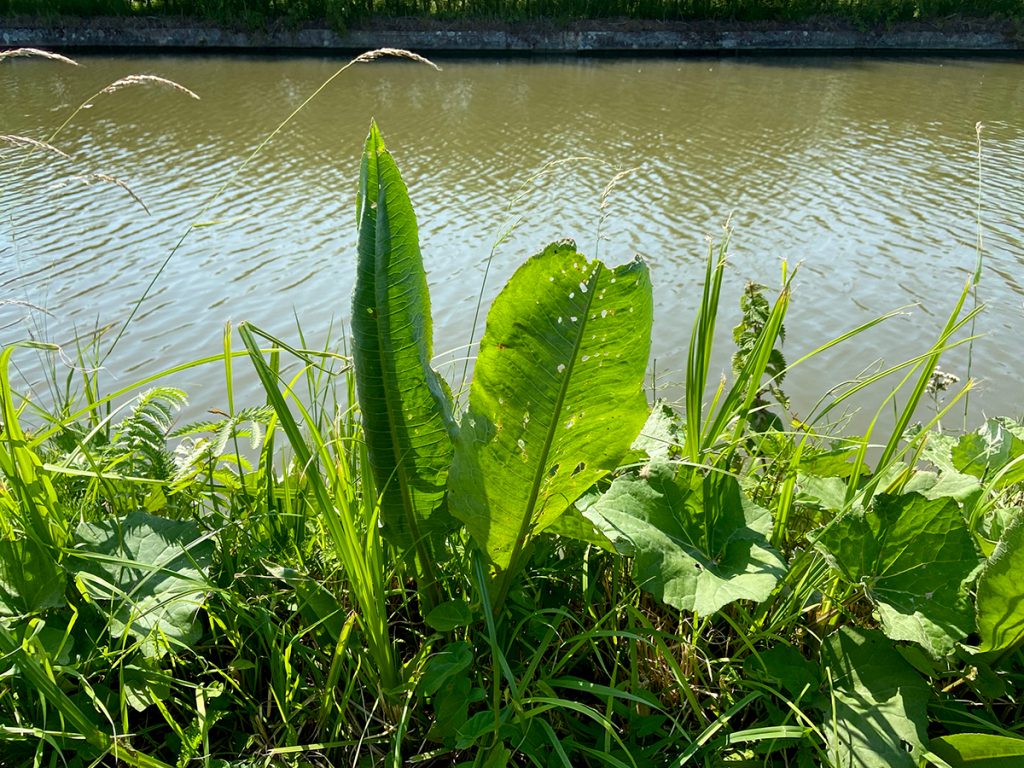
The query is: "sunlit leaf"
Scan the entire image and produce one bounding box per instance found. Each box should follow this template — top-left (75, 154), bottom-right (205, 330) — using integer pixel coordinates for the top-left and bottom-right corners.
top-left (582, 464), bottom-right (786, 615)
top-left (69, 511), bottom-right (213, 657)
top-left (976, 515), bottom-right (1024, 655)
top-left (352, 120), bottom-right (455, 559)
top-left (930, 733), bottom-right (1024, 766)
top-left (450, 240), bottom-right (652, 601)
top-left (815, 492), bottom-right (981, 656)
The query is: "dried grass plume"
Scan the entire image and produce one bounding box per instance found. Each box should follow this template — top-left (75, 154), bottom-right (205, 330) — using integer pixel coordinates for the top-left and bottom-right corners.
top-left (0, 47), bottom-right (78, 66)
top-left (100, 74), bottom-right (200, 100)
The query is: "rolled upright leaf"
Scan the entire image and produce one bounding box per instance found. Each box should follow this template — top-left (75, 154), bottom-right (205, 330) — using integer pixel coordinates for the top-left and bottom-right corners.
top-left (352, 121), bottom-right (454, 558)
top-left (450, 240), bottom-right (652, 602)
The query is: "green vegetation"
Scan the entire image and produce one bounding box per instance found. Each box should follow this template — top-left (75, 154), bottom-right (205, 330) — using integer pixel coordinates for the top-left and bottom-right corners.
top-left (1, 0), bottom-right (1022, 28)
top-left (3, 51), bottom-right (1024, 768)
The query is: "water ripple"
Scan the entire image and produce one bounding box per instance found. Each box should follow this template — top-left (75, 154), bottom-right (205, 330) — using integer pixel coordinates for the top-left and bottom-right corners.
top-left (3, 55), bottom-right (1023, 424)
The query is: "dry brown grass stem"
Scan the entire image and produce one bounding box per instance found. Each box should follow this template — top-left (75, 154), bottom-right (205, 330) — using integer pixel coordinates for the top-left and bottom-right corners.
top-left (0, 47), bottom-right (78, 66)
top-left (69, 173), bottom-right (151, 215)
top-left (0, 134), bottom-right (70, 158)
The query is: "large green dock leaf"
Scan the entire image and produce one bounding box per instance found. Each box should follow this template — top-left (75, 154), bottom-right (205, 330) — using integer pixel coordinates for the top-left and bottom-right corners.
top-left (351, 121), bottom-right (454, 559)
top-left (450, 240), bottom-right (652, 604)
top-left (821, 627), bottom-right (929, 768)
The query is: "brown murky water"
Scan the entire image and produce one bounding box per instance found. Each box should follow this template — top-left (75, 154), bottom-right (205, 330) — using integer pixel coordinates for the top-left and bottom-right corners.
top-left (2, 54), bottom-right (1022, 427)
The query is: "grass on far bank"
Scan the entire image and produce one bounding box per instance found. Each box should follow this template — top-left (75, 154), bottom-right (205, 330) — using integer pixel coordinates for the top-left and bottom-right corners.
top-left (2, 0), bottom-right (1024, 31)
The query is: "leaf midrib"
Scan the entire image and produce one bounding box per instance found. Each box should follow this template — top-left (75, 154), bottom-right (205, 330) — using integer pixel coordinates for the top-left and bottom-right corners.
top-left (374, 161), bottom-right (430, 554)
top-left (501, 261), bottom-right (603, 581)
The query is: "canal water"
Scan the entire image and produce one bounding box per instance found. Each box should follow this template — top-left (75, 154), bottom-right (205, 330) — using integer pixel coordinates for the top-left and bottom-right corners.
top-left (2, 53), bottom-right (1022, 430)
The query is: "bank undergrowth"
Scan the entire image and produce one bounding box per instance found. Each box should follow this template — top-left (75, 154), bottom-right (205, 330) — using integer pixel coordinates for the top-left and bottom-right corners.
top-left (2, 0), bottom-right (1023, 31)
top-left (1, 47), bottom-right (1024, 768)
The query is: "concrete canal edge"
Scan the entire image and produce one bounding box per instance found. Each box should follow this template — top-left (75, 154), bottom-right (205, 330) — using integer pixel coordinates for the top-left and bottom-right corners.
top-left (1, 16), bottom-right (1023, 54)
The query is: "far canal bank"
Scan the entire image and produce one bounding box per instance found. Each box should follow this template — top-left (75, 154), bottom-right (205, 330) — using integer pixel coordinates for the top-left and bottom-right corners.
top-left (2, 16), bottom-right (1023, 54)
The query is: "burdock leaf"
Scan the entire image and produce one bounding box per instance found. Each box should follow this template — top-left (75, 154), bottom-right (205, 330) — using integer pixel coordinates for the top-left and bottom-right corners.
top-left (821, 627), bottom-right (929, 768)
top-left (0, 537), bottom-right (65, 615)
top-left (976, 514), bottom-right (1024, 655)
top-left (582, 464), bottom-right (786, 615)
top-left (69, 511), bottom-right (213, 657)
top-left (815, 492), bottom-right (981, 656)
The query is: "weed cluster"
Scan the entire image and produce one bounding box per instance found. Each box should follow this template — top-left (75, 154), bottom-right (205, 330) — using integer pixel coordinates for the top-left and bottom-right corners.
top-left (2, 0), bottom-right (1022, 29)
top-left (2, 49), bottom-right (1023, 768)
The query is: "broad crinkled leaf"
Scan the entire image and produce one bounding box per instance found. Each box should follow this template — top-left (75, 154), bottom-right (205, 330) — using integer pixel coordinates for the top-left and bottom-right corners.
top-left (901, 469), bottom-right (983, 507)
top-left (815, 492), bottom-right (981, 656)
top-left (631, 401), bottom-right (684, 463)
top-left (69, 511), bottom-right (213, 657)
top-left (352, 121), bottom-right (454, 554)
top-left (450, 240), bottom-right (652, 574)
top-left (581, 464), bottom-right (787, 615)
top-left (948, 419), bottom-right (1024, 489)
top-left (821, 627), bottom-right (929, 768)
top-left (0, 537), bottom-right (65, 615)
top-left (976, 514), bottom-right (1024, 654)
top-left (796, 473), bottom-right (848, 513)
top-left (922, 431), bottom-right (960, 475)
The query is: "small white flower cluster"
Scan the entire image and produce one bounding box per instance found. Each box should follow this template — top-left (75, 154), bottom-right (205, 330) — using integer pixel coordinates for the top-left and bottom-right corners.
top-left (927, 368), bottom-right (960, 395)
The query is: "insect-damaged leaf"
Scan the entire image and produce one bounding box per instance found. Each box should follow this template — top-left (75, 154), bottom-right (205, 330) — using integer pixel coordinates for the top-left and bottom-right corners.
top-left (450, 240), bottom-right (652, 586)
top-left (581, 463), bottom-right (787, 615)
